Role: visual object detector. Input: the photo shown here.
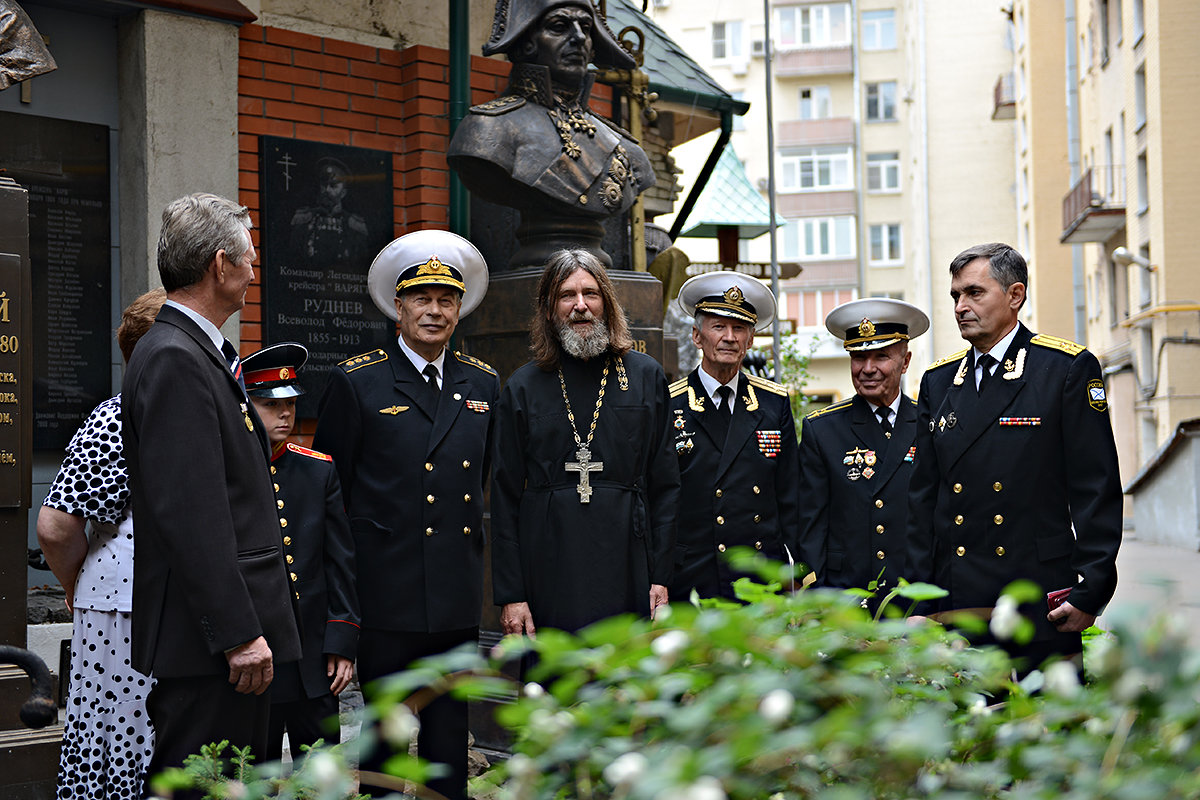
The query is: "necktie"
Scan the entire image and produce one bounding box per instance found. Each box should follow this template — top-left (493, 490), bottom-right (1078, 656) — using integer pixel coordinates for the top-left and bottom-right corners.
top-left (875, 405), bottom-right (893, 437)
top-left (710, 385), bottom-right (733, 445)
top-left (423, 363), bottom-right (440, 396)
top-left (716, 385), bottom-right (734, 415)
top-left (222, 340), bottom-right (245, 392)
top-left (977, 353), bottom-right (997, 394)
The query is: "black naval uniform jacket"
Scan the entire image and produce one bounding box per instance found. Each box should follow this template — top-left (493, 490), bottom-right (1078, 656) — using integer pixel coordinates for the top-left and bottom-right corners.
top-left (122, 304), bottom-right (301, 677)
top-left (668, 370), bottom-right (800, 600)
top-left (268, 442), bottom-right (360, 702)
top-left (313, 341), bottom-right (500, 633)
top-left (905, 324), bottom-right (1123, 647)
top-left (796, 393), bottom-right (918, 599)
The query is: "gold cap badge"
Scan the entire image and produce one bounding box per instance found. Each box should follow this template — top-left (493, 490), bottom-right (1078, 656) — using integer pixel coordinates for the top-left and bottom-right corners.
top-left (723, 285), bottom-right (745, 304)
top-left (858, 317), bottom-right (876, 338)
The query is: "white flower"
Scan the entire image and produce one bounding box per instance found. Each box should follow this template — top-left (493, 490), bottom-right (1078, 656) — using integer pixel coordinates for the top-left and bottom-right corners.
top-left (603, 752), bottom-right (649, 786)
top-left (1043, 661), bottom-right (1081, 697)
top-left (758, 688), bottom-right (794, 724)
top-left (989, 594), bottom-right (1021, 641)
top-left (651, 629), bottom-right (689, 657)
top-left (306, 751), bottom-right (341, 790)
top-left (524, 681), bottom-right (545, 698)
top-left (655, 603), bottom-right (673, 621)
top-left (968, 695), bottom-right (992, 716)
top-left (507, 753), bottom-right (536, 780)
top-left (656, 776), bottom-right (727, 800)
top-left (381, 703), bottom-right (420, 745)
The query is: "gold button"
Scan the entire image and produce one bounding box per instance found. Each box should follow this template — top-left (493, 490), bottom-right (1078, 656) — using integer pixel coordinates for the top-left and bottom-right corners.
top-left (717, 543), bottom-right (726, 552)
top-left (283, 536), bottom-right (291, 546)
top-left (753, 514), bottom-right (761, 523)
top-left (876, 524), bottom-right (885, 534)
top-left (994, 515), bottom-right (1004, 525)
top-left (953, 483), bottom-right (962, 493)
top-left (956, 546), bottom-right (966, 556)
top-left (754, 541), bottom-right (763, 550)
top-left (715, 489), bottom-right (723, 498)
top-left (425, 462), bottom-right (434, 472)
top-left (286, 555), bottom-right (294, 564)
top-left (716, 516), bottom-right (725, 525)
top-left (295, 592), bottom-right (300, 600)
top-left (463, 527), bottom-right (471, 535)
top-left (270, 466), bottom-right (276, 475)
top-left (277, 499), bottom-right (284, 509)
top-left (875, 499), bottom-right (884, 508)
top-left (462, 460), bottom-right (471, 469)
top-left (290, 572), bottom-right (298, 582)
top-left (954, 515), bottom-right (963, 525)
top-left (995, 546), bottom-right (1006, 556)
top-left (273, 483), bottom-right (280, 492)
top-left (425, 527), bottom-right (434, 536)
top-left (427, 495), bottom-right (436, 504)
top-left (753, 485), bottom-right (761, 494)
top-left (993, 482), bottom-right (1003, 492)
top-left (464, 493), bottom-right (471, 502)
top-left (876, 550), bottom-right (885, 560)
top-left (280, 518), bottom-right (288, 528)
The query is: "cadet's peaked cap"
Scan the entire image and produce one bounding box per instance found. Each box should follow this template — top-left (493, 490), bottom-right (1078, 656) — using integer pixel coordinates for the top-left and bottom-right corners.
top-left (825, 297), bottom-right (929, 351)
top-left (677, 271), bottom-right (777, 332)
top-left (368, 230), bottom-right (489, 321)
top-left (243, 342), bottom-right (308, 398)
top-left (482, 0), bottom-right (636, 70)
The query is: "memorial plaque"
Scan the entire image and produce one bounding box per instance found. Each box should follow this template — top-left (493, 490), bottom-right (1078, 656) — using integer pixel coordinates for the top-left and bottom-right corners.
top-left (260, 137), bottom-right (395, 416)
top-left (0, 254), bottom-right (21, 507)
top-left (0, 111), bottom-right (111, 450)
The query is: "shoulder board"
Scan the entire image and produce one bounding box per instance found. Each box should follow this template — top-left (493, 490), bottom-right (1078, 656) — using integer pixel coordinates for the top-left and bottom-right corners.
top-left (454, 351), bottom-right (497, 376)
top-left (338, 349), bottom-right (388, 373)
top-left (928, 348), bottom-right (969, 370)
top-left (805, 398), bottom-right (853, 420)
top-left (907, 396), bottom-right (918, 406)
top-left (469, 95), bottom-right (526, 116)
top-left (1031, 333), bottom-right (1085, 357)
top-left (597, 113), bottom-right (638, 142)
top-left (746, 374), bottom-right (789, 397)
top-left (668, 377), bottom-right (689, 398)
top-left (286, 442), bottom-right (332, 462)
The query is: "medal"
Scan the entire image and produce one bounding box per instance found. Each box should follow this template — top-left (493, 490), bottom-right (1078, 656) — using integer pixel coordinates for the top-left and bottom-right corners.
top-left (241, 402), bottom-right (254, 432)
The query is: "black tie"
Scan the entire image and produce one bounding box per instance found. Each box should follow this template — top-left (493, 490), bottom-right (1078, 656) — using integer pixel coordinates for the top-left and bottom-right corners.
top-left (710, 385), bottom-right (733, 444)
top-left (222, 340), bottom-right (245, 392)
top-left (977, 354), bottom-right (997, 394)
top-left (716, 385), bottom-right (734, 415)
top-left (875, 405), bottom-right (893, 437)
top-left (423, 363), bottom-right (440, 396)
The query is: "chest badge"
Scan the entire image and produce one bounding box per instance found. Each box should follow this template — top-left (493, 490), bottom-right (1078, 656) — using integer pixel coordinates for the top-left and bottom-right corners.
top-left (465, 399), bottom-right (490, 413)
top-left (673, 409), bottom-right (696, 455)
top-left (756, 429), bottom-right (782, 458)
top-left (842, 446), bottom-right (875, 479)
top-left (379, 405), bottom-right (410, 415)
top-left (241, 403), bottom-right (254, 432)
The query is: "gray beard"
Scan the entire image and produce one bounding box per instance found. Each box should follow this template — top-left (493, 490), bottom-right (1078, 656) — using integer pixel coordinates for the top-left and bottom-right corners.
top-left (558, 318), bottom-right (610, 360)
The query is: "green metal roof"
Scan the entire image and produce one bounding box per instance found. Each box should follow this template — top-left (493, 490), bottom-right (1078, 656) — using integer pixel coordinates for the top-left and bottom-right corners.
top-left (681, 145), bottom-right (786, 239)
top-left (604, 0), bottom-right (750, 116)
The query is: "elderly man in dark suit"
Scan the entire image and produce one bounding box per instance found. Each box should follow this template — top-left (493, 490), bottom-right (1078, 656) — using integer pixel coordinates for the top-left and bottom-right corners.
top-left (314, 230), bottom-right (498, 800)
top-left (122, 193), bottom-right (301, 785)
top-left (795, 298), bottom-right (929, 610)
top-left (667, 272), bottom-right (799, 601)
top-left (905, 242), bottom-right (1123, 672)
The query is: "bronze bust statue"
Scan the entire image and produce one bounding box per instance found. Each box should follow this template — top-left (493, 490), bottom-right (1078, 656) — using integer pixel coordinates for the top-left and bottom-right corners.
top-left (448, 0), bottom-right (655, 269)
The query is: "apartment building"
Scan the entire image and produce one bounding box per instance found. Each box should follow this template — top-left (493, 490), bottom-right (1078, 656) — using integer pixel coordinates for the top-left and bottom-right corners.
top-left (650, 0), bottom-right (1017, 401)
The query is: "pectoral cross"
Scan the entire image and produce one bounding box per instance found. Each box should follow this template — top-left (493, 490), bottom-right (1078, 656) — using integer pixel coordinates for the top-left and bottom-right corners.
top-left (565, 446), bottom-right (603, 504)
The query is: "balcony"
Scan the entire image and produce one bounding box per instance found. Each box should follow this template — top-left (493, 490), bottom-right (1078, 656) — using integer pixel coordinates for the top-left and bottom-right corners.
top-left (992, 72), bottom-right (1015, 120)
top-left (1061, 166), bottom-right (1126, 244)
top-left (777, 117), bottom-right (855, 148)
top-left (773, 45), bottom-right (853, 77)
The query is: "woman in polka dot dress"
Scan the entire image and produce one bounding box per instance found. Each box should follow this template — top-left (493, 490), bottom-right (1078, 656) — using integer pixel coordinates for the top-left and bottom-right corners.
top-left (36, 289), bottom-right (164, 800)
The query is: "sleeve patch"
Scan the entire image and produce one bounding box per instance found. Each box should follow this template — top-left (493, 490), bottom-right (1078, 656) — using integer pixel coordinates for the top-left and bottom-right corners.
top-left (1087, 378), bottom-right (1108, 411)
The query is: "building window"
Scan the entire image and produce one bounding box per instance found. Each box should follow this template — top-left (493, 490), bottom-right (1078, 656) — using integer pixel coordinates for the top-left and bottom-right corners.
top-left (1137, 151), bottom-right (1149, 214)
top-left (1132, 0), bottom-right (1144, 43)
top-left (1134, 65), bottom-right (1147, 130)
top-left (779, 147), bottom-right (854, 192)
top-left (777, 3), bottom-right (851, 48)
top-left (1109, 252), bottom-right (1129, 326)
top-left (712, 20), bottom-right (744, 60)
top-left (799, 86), bottom-right (832, 120)
top-left (732, 91), bottom-right (746, 131)
top-left (865, 82), bottom-right (897, 121)
top-left (868, 223), bottom-right (902, 264)
top-left (861, 9), bottom-right (896, 50)
top-left (866, 152), bottom-right (900, 192)
top-left (1099, 0), bottom-right (1110, 64)
top-left (781, 216), bottom-right (856, 260)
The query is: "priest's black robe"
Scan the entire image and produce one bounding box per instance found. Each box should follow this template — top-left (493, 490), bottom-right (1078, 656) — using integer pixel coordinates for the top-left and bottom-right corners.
top-left (490, 350), bottom-right (679, 632)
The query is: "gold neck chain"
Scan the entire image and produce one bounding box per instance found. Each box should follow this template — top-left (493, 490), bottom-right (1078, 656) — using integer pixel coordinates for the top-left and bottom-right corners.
top-left (558, 357), bottom-right (609, 452)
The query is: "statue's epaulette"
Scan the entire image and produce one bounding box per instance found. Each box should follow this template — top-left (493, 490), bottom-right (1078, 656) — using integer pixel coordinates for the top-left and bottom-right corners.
top-left (1031, 333), bottom-right (1085, 357)
top-left (805, 398), bottom-right (853, 421)
top-left (746, 374), bottom-right (789, 397)
top-left (454, 351), bottom-right (497, 376)
top-left (668, 377), bottom-right (689, 398)
top-left (286, 442), bottom-right (332, 462)
top-left (928, 348), bottom-right (969, 370)
top-left (469, 95), bottom-right (526, 116)
top-left (339, 349), bottom-right (388, 373)
top-left (597, 113), bottom-right (639, 143)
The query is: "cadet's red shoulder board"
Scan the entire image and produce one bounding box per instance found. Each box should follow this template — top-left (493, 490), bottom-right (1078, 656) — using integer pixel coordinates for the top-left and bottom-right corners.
top-left (287, 442), bottom-right (333, 461)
